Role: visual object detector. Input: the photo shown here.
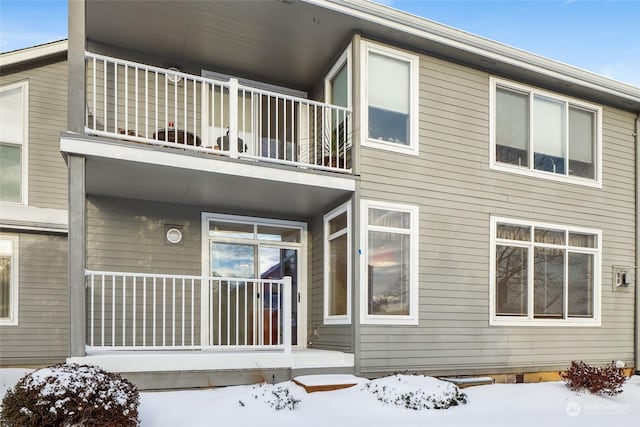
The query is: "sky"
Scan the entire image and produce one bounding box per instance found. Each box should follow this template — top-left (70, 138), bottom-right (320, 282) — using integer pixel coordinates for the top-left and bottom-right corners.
top-left (0, 0), bottom-right (638, 86)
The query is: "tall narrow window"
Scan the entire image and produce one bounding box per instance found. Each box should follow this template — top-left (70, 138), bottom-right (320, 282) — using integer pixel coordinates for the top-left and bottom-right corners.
top-left (491, 217), bottom-right (600, 326)
top-left (491, 78), bottom-right (601, 186)
top-left (0, 81), bottom-right (28, 203)
top-left (362, 41), bottom-right (419, 155)
top-left (323, 202), bottom-right (351, 324)
top-left (0, 234), bottom-right (18, 325)
top-left (361, 200), bottom-right (418, 325)
top-left (324, 45), bottom-right (352, 170)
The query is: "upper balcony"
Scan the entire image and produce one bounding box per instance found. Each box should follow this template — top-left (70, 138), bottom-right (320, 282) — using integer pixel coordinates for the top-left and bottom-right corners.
top-left (84, 51), bottom-right (352, 174)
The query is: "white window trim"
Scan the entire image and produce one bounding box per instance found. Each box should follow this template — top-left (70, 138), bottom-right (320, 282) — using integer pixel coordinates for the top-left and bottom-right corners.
top-left (360, 40), bottom-right (419, 156)
top-left (360, 200), bottom-right (419, 325)
top-left (324, 43), bottom-right (352, 109)
top-left (489, 77), bottom-right (603, 188)
top-left (489, 216), bottom-right (602, 327)
top-left (0, 80), bottom-right (29, 206)
top-left (0, 233), bottom-right (19, 326)
top-left (323, 201), bottom-right (352, 325)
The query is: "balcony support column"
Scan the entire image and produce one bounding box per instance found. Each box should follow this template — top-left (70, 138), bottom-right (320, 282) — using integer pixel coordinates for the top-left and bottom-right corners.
top-left (68, 0), bottom-right (85, 133)
top-left (68, 154), bottom-right (86, 357)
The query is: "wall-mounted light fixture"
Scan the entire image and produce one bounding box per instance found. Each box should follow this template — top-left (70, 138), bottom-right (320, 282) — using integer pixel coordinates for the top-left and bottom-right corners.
top-left (165, 225), bottom-right (183, 245)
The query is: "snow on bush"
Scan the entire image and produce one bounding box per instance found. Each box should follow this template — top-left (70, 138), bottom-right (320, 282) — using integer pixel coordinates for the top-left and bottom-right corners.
top-left (1, 363), bottom-right (139, 427)
top-left (245, 382), bottom-right (301, 411)
top-left (562, 360), bottom-right (626, 396)
top-left (362, 374), bottom-right (467, 410)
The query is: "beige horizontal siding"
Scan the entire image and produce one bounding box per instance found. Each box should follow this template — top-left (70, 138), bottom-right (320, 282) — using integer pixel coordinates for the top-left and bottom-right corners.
top-left (309, 214), bottom-right (352, 352)
top-left (0, 233), bottom-right (68, 365)
top-left (357, 47), bottom-right (636, 375)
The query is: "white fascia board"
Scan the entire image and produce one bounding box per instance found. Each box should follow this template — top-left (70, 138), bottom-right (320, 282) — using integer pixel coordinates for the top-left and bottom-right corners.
top-left (0, 40), bottom-right (68, 68)
top-left (0, 203), bottom-right (68, 231)
top-left (306, 0), bottom-right (640, 104)
top-left (60, 137), bottom-right (356, 192)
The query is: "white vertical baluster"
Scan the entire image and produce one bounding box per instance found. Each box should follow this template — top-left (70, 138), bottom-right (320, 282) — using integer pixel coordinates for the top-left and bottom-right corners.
top-left (235, 280), bottom-right (239, 346)
top-left (133, 276), bottom-right (136, 347)
top-left (162, 277), bottom-right (166, 347)
top-left (226, 281), bottom-right (230, 345)
top-left (181, 278), bottom-right (185, 346)
top-left (101, 275), bottom-right (105, 346)
top-left (283, 277), bottom-right (292, 353)
top-left (269, 282), bottom-right (273, 346)
top-left (114, 64), bottom-right (118, 135)
top-left (124, 65), bottom-right (128, 134)
top-left (229, 79), bottom-right (239, 158)
top-left (145, 69), bottom-right (148, 138)
top-left (135, 67), bottom-right (139, 136)
top-left (122, 275), bottom-right (126, 346)
top-left (111, 274), bottom-right (115, 346)
top-left (164, 72), bottom-right (168, 142)
top-left (191, 279), bottom-right (195, 347)
top-left (103, 59), bottom-right (107, 132)
top-left (153, 277), bottom-right (157, 346)
top-left (90, 274), bottom-right (94, 346)
top-left (218, 279), bottom-right (222, 345)
top-left (172, 278), bottom-right (176, 347)
top-left (143, 277), bottom-right (147, 347)
top-left (92, 57), bottom-right (96, 131)
top-left (244, 280), bottom-right (247, 345)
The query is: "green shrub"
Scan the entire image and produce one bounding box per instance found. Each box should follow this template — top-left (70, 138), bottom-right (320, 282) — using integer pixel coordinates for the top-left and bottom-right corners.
top-left (1, 363), bottom-right (139, 427)
top-left (561, 360), bottom-right (626, 396)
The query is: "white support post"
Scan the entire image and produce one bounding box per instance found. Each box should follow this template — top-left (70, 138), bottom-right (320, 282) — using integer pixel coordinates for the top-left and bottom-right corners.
top-left (282, 276), bottom-right (292, 353)
top-left (229, 78), bottom-right (239, 158)
top-left (200, 277), bottom-right (210, 348)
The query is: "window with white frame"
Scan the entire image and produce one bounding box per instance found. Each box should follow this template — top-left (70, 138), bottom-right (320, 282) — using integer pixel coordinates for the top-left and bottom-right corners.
top-left (490, 217), bottom-right (601, 326)
top-left (0, 234), bottom-right (19, 325)
top-left (361, 200), bottom-right (419, 324)
top-left (0, 81), bottom-right (28, 204)
top-left (491, 78), bottom-right (601, 186)
top-left (324, 202), bottom-right (351, 324)
top-left (361, 41), bottom-right (419, 155)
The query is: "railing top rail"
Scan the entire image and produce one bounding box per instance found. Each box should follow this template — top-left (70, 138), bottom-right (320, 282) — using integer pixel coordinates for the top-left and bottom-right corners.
top-left (85, 51), bottom-right (229, 87)
top-left (85, 51), bottom-right (351, 113)
top-left (84, 269), bottom-right (290, 284)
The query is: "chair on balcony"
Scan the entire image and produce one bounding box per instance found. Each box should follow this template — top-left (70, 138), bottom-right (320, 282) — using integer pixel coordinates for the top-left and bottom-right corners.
top-left (217, 130), bottom-right (247, 153)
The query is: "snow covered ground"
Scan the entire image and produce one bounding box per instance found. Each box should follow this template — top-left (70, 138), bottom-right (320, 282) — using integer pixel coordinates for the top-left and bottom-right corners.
top-left (139, 375), bottom-right (640, 427)
top-left (2, 370), bottom-right (639, 426)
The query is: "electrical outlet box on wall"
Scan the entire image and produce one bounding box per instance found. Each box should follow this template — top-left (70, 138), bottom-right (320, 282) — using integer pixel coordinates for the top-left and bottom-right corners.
top-left (612, 265), bottom-right (634, 291)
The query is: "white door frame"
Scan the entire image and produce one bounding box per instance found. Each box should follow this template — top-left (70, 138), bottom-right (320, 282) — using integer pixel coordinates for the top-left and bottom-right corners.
top-left (200, 212), bottom-right (308, 349)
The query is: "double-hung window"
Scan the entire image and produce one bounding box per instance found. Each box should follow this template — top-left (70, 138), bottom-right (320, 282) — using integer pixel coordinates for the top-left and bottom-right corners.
top-left (490, 217), bottom-right (601, 326)
top-left (490, 78), bottom-right (601, 187)
top-left (361, 41), bottom-right (419, 155)
top-left (323, 202), bottom-right (351, 324)
top-left (361, 200), bottom-right (419, 325)
top-left (0, 81), bottom-right (28, 204)
top-left (0, 234), bottom-right (19, 325)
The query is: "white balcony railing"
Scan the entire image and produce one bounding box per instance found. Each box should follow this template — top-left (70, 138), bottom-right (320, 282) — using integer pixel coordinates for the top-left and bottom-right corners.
top-left (85, 52), bottom-right (352, 172)
top-left (85, 270), bottom-right (292, 352)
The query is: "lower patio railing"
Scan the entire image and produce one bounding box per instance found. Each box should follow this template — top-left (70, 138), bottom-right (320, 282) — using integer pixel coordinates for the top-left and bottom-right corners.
top-left (85, 270), bottom-right (291, 352)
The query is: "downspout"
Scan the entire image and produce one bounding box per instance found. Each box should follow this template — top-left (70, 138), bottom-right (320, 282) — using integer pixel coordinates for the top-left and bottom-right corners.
top-left (635, 112), bottom-right (640, 374)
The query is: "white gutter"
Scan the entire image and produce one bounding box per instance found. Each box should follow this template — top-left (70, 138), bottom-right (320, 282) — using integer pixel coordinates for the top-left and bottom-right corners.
top-left (307, 0), bottom-right (640, 105)
top-left (0, 39), bottom-right (68, 68)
